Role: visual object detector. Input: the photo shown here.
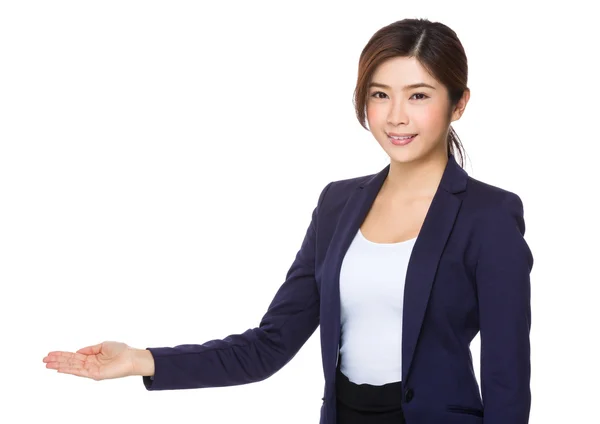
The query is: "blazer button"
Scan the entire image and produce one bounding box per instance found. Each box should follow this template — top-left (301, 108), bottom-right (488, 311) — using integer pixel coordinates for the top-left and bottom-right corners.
top-left (404, 388), bottom-right (414, 403)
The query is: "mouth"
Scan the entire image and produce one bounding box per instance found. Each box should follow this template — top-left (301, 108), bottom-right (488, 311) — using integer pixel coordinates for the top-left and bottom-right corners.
top-left (387, 133), bottom-right (417, 146)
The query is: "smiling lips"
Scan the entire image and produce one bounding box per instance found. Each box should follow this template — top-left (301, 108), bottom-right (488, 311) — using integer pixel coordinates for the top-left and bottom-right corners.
top-left (388, 133), bottom-right (417, 146)
top-left (388, 132), bottom-right (416, 137)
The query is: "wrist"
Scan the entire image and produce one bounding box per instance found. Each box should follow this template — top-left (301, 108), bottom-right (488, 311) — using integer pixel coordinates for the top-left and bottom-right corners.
top-left (131, 347), bottom-right (155, 377)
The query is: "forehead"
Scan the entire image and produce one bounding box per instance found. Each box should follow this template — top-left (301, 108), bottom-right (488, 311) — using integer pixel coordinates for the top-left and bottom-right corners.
top-left (370, 56), bottom-right (437, 88)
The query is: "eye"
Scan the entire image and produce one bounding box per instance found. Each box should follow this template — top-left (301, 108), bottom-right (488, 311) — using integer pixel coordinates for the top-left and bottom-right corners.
top-left (411, 93), bottom-right (428, 100)
top-left (369, 91), bottom-right (429, 100)
top-left (371, 91), bottom-right (388, 99)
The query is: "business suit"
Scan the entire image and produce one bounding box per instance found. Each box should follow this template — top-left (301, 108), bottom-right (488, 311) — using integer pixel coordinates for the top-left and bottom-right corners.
top-left (142, 153), bottom-right (533, 424)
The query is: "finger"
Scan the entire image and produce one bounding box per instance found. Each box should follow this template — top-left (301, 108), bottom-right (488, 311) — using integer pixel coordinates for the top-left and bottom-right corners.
top-left (56, 358), bottom-right (97, 373)
top-left (45, 358), bottom-right (84, 370)
top-left (75, 344), bottom-right (102, 355)
top-left (46, 354), bottom-right (100, 372)
top-left (44, 351), bottom-right (88, 362)
top-left (44, 353), bottom-right (90, 368)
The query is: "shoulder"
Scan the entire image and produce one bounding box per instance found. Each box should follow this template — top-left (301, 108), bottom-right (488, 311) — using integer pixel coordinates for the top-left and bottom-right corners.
top-left (465, 177), bottom-right (532, 274)
top-left (466, 176), bottom-right (524, 211)
top-left (320, 172), bottom-right (527, 217)
top-left (461, 176), bottom-right (534, 273)
top-left (465, 176), bottom-right (527, 234)
top-left (316, 172), bottom-right (375, 209)
top-left (317, 170), bottom-right (529, 234)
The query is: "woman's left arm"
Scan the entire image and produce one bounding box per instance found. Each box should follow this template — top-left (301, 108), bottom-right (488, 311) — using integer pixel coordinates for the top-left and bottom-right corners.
top-left (475, 192), bottom-right (534, 424)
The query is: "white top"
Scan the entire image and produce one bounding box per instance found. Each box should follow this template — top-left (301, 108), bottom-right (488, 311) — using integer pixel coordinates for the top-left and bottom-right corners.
top-left (338, 228), bottom-right (417, 385)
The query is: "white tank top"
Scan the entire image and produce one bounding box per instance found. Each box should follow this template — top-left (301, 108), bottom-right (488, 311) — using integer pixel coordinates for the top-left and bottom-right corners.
top-left (338, 228), bottom-right (417, 385)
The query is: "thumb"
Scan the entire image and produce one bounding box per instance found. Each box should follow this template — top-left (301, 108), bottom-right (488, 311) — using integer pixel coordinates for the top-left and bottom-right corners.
top-left (76, 343), bottom-right (102, 355)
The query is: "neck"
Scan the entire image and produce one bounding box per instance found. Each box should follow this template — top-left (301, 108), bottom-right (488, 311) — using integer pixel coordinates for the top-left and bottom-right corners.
top-left (382, 151), bottom-right (448, 199)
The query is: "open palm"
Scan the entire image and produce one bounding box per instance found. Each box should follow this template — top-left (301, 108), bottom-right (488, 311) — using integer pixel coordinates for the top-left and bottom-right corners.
top-left (42, 341), bottom-right (135, 381)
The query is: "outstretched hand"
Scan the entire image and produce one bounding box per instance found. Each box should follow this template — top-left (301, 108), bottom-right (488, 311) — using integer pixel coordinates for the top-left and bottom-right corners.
top-left (42, 341), bottom-right (136, 381)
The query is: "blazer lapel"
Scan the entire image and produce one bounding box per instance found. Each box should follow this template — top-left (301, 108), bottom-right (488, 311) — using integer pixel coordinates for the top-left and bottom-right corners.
top-left (321, 154), bottom-right (468, 385)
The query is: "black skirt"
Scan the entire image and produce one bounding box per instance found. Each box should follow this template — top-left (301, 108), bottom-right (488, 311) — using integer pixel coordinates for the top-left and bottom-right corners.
top-left (335, 359), bottom-right (406, 424)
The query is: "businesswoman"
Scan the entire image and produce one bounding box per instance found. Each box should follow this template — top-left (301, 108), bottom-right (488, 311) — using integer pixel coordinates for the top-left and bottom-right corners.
top-left (43, 18), bottom-right (534, 424)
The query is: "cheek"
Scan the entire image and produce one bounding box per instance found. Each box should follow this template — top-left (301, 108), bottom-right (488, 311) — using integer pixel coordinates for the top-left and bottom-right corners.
top-left (366, 104), bottom-right (384, 124)
top-left (414, 106), bottom-right (447, 131)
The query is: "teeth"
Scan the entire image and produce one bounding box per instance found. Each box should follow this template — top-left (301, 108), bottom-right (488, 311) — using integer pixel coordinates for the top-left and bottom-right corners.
top-left (390, 135), bottom-right (414, 140)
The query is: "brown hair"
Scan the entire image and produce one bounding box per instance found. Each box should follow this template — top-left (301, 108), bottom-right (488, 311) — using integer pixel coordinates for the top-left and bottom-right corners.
top-left (353, 18), bottom-right (469, 167)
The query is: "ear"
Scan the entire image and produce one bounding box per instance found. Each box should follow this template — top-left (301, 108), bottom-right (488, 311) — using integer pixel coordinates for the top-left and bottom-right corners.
top-left (450, 88), bottom-right (470, 122)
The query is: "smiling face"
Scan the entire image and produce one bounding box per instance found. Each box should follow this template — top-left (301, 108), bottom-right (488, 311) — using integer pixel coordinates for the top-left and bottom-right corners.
top-left (366, 56), bottom-right (467, 165)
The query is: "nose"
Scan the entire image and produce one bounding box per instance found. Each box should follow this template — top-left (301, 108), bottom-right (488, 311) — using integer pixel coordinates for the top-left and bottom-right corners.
top-left (387, 101), bottom-right (408, 126)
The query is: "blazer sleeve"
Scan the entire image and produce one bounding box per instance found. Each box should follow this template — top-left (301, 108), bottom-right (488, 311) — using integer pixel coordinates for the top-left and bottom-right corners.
top-left (475, 192), bottom-right (534, 424)
top-left (142, 181), bottom-right (333, 391)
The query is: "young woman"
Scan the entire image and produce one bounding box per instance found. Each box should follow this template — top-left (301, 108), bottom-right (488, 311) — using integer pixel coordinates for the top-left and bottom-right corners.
top-left (43, 18), bottom-right (533, 424)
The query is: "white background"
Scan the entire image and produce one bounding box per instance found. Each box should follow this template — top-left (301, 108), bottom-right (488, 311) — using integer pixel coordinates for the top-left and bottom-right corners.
top-left (1, 1), bottom-right (598, 423)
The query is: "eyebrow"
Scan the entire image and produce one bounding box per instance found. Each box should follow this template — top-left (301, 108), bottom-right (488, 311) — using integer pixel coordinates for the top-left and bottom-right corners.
top-left (368, 82), bottom-right (436, 90)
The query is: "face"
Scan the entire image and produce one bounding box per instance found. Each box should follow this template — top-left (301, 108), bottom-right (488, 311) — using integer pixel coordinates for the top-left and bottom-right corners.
top-left (366, 56), bottom-right (468, 165)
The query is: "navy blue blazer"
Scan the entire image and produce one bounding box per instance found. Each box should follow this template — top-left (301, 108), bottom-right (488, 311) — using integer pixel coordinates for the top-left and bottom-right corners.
top-left (142, 153), bottom-right (533, 424)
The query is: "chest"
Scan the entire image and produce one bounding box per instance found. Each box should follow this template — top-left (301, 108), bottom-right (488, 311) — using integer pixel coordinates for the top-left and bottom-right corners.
top-left (359, 195), bottom-right (433, 244)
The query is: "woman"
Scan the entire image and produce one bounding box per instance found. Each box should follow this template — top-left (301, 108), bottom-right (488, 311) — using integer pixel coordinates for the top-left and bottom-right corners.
top-left (43, 18), bottom-right (533, 424)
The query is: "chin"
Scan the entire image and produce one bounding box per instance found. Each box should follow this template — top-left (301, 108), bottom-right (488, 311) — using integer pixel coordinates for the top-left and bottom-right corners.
top-left (388, 148), bottom-right (436, 165)
top-left (389, 155), bottom-right (419, 164)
